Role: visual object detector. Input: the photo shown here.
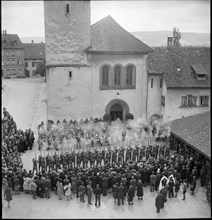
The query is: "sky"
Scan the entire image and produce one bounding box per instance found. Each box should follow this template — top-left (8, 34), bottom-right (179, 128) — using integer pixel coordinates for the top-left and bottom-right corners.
top-left (1, 0), bottom-right (210, 37)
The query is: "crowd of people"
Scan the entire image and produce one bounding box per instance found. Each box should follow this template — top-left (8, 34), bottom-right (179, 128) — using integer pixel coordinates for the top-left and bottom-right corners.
top-left (2, 112), bottom-right (211, 211)
top-left (2, 108), bottom-right (35, 207)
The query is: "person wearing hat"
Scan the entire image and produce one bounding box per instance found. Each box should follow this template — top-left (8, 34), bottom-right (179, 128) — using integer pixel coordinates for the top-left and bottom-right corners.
top-left (155, 190), bottom-right (166, 213)
top-left (127, 185), bottom-right (135, 205)
top-left (150, 171), bottom-right (156, 192)
top-left (136, 180), bottom-right (144, 200)
top-left (78, 183), bottom-right (86, 203)
top-left (86, 182), bottom-right (93, 205)
top-left (94, 184), bottom-right (102, 206)
top-left (117, 182), bottom-right (125, 205)
top-left (182, 182), bottom-right (187, 200)
top-left (102, 175), bottom-right (108, 196)
top-left (190, 176), bottom-right (196, 195)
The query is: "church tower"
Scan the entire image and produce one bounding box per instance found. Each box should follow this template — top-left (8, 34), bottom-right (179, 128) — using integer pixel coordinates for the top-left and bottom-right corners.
top-left (44, 1), bottom-right (93, 121)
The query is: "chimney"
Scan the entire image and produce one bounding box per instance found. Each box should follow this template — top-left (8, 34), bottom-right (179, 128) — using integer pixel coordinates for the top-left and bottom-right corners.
top-left (32, 40), bottom-right (34, 44)
top-left (167, 37), bottom-right (173, 47)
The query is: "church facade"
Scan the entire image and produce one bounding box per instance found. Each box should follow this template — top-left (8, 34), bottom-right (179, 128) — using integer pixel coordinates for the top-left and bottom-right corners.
top-left (44, 1), bottom-right (210, 122)
top-left (44, 1), bottom-right (153, 121)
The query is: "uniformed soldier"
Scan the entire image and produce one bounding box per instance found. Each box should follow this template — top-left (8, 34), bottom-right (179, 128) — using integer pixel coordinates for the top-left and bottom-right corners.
top-left (84, 152), bottom-right (89, 168)
top-left (112, 148), bottom-right (118, 166)
top-left (48, 156), bottom-right (54, 172)
top-left (132, 146), bottom-right (138, 162)
top-left (56, 155), bottom-right (61, 172)
top-left (71, 151), bottom-right (75, 168)
top-left (38, 155), bottom-right (42, 172)
top-left (125, 146), bottom-right (132, 162)
top-left (146, 146), bottom-right (150, 161)
top-left (80, 152), bottom-right (84, 168)
top-left (41, 156), bottom-right (46, 173)
top-left (46, 153), bottom-right (50, 171)
top-left (101, 149), bottom-right (106, 165)
top-left (76, 152), bottom-right (81, 168)
top-left (97, 151), bottom-right (102, 167)
top-left (90, 152), bottom-right (95, 168)
top-left (32, 157), bottom-right (38, 174)
top-left (67, 153), bottom-right (72, 169)
top-left (105, 151), bottom-right (111, 166)
top-left (118, 147), bottom-right (124, 164)
top-left (62, 153), bottom-right (68, 169)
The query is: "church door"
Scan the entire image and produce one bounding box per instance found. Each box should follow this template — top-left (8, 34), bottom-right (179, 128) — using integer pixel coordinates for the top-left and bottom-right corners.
top-left (110, 103), bottom-right (123, 121)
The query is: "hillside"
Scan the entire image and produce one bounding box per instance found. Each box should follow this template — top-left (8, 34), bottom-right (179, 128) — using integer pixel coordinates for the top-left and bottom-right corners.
top-left (131, 31), bottom-right (210, 47)
top-left (20, 31), bottom-right (210, 47)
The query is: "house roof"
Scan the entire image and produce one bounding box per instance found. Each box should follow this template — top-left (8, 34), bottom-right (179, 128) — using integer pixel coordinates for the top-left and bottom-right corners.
top-left (23, 43), bottom-right (45, 60)
top-left (86, 15), bottom-right (153, 54)
top-left (2, 33), bottom-right (23, 49)
top-left (170, 111), bottom-right (211, 159)
top-left (147, 47), bottom-right (210, 88)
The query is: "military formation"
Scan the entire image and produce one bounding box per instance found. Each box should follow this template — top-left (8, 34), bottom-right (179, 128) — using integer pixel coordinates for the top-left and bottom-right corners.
top-left (32, 143), bottom-right (170, 174)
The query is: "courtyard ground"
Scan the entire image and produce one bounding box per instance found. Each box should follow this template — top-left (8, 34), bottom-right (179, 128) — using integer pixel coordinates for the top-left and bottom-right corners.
top-left (2, 77), bottom-right (211, 219)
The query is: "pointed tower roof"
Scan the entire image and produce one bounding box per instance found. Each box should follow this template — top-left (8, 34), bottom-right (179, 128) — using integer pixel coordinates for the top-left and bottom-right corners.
top-left (86, 15), bottom-right (153, 54)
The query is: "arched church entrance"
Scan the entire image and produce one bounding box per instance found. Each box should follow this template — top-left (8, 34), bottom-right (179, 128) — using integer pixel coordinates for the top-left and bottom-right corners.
top-left (110, 103), bottom-right (123, 121)
top-left (105, 99), bottom-right (130, 121)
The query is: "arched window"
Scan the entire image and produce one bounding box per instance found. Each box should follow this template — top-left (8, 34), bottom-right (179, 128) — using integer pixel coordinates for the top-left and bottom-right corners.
top-left (114, 65), bottom-right (121, 86)
top-left (126, 65), bottom-right (133, 86)
top-left (102, 65), bottom-right (109, 86)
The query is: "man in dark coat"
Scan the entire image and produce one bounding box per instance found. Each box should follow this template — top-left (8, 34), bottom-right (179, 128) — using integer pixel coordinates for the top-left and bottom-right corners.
top-left (79, 183), bottom-right (86, 203)
top-left (117, 182), bottom-right (125, 205)
top-left (113, 182), bottom-right (118, 204)
top-left (190, 176), bottom-right (196, 195)
top-left (136, 180), bottom-right (144, 200)
top-left (102, 175), bottom-right (108, 196)
top-left (150, 171), bottom-right (156, 192)
top-left (127, 185), bottom-right (135, 205)
top-left (94, 184), bottom-right (102, 206)
top-left (168, 178), bottom-right (174, 198)
top-left (155, 190), bottom-right (166, 213)
top-left (86, 183), bottom-right (93, 205)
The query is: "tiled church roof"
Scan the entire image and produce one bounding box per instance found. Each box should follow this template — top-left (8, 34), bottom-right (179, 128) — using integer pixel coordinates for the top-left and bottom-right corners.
top-left (86, 15), bottom-right (153, 54)
top-left (147, 46), bottom-right (210, 88)
top-left (170, 111), bottom-right (211, 159)
top-left (23, 43), bottom-right (45, 60)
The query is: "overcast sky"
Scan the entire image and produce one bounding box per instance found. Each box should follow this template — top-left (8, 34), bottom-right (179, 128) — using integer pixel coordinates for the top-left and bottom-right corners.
top-left (1, 0), bottom-right (210, 37)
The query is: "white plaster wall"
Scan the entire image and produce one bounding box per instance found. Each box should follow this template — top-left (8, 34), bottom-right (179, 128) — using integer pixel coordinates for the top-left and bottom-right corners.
top-left (44, 1), bottom-right (91, 65)
top-left (164, 88), bottom-right (210, 121)
top-left (46, 66), bottom-right (93, 121)
top-left (88, 54), bottom-right (148, 119)
top-left (25, 59), bottom-right (44, 77)
top-left (147, 75), bottom-right (163, 116)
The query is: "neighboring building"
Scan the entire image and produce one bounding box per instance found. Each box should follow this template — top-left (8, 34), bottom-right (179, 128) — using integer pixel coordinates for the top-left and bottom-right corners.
top-left (44, 1), bottom-right (153, 121)
top-left (147, 46), bottom-right (210, 121)
top-left (23, 41), bottom-right (45, 77)
top-left (2, 30), bottom-right (25, 78)
top-left (170, 111), bottom-right (210, 160)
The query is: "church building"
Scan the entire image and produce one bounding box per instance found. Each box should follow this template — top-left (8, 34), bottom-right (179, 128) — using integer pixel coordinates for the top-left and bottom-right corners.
top-left (44, 0), bottom-right (153, 121)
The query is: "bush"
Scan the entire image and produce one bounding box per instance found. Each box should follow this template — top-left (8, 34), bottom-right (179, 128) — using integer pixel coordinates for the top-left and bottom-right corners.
top-left (103, 113), bottom-right (111, 122)
top-left (126, 112), bottom-right (134, 120)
